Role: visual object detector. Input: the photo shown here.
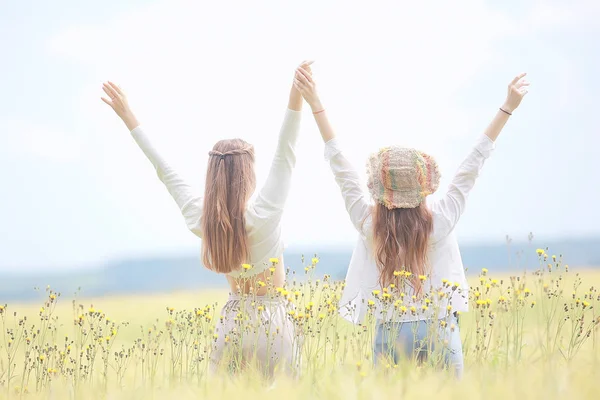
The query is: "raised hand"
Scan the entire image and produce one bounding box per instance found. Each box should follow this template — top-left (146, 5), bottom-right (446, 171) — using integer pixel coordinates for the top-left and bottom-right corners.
top-left (101, 81), bottom-right (139, 131)
top-left (502, 73), bottom-right (530, 113)
top-left (293, 63), bottom-right (322, 112)
top-left (288, 60), bottom-right (314, 111)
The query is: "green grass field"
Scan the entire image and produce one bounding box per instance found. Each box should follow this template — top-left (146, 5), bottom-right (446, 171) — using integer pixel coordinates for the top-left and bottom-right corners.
top-left (1, 255), bottom-right (599, 399)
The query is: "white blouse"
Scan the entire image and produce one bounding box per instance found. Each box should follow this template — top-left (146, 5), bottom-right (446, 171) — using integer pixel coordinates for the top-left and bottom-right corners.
top-left (129, 108), bottom-right (302, 277)
top-left (324, 135), bottom-right (496, 324)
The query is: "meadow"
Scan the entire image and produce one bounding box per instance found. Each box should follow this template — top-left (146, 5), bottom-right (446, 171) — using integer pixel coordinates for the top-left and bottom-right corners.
top-left (1, 250), bottom-right (599, 399)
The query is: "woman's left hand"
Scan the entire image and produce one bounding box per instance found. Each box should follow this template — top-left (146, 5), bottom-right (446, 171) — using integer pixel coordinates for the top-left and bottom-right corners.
top-left (101, 81), bottom-right (140, 131)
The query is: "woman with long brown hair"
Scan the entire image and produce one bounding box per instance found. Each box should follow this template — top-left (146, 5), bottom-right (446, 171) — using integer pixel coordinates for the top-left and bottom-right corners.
top-left (100, 61), bottom-right (311, 377)
top-left (293, 66), bottom-right (529, 377)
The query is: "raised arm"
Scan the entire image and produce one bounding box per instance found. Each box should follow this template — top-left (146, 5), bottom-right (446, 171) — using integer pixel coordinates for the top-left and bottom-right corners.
top-left (251, 62), bottom-right (312, 216)
top-left (294, 66), bottom-right (371, 231)
top-left (101, 82), bottom-right (203, 237)
top-left (431, 73), bottom-right (530, 239)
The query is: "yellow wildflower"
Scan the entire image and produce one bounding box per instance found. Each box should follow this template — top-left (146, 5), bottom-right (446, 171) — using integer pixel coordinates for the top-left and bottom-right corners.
top-left (419, 275), bottom-right (427, 281)
top-left (242, 264), bottom-right (252, 270)
top-left (482, 268), bottom-right (488, 275)
top-left (536, 249), bottom-right (545, 256)
top-left (269, 258), bottom-right (279, 264)
top-left (372, 290), bottom-right (381, 296)
top-left (393, 271), bottom-right (401, 277)
top-left (312, 257), bottom-right (319, 265)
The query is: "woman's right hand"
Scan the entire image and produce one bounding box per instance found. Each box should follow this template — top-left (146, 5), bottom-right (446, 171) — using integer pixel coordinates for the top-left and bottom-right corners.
top-left (101, 81), bottom-right (140, 131)
top-left (502, 73), bottom-right (530, 113)
top-left (294, 65), bottom-right (323, 112)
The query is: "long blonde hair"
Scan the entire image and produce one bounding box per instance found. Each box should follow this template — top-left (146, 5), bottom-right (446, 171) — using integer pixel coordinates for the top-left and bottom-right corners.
top-left (201, 139), bottom-right (256, 274)
top-left (372, 202), bottom-right (433, 295)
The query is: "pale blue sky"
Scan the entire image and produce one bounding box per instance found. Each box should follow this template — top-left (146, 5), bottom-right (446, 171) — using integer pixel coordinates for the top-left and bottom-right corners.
top-left (1, 0), bottom-right (599, 271)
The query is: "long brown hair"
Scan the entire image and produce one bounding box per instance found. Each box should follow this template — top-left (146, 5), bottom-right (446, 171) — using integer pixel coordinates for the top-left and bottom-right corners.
top-left (201, 139), bottom-right (256, 274)
top-left (372, 202), bottom-right (433, 295)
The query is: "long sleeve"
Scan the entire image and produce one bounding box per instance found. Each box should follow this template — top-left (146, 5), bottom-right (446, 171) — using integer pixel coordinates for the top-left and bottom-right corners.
top-left (430, 135), bottom-right (495, 241)
top-left (251, 109), bottom-right (301, 216)
top-left (324, 138), bottom-right (371, 233)
top-left (130, 126), bottom-right (203, 237)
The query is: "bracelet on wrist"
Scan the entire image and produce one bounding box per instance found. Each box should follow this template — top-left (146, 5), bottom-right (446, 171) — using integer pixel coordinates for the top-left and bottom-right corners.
top-left (499, 107), bottom-right (512, 116)
top-left (313, 109), bottom-right (325, 115)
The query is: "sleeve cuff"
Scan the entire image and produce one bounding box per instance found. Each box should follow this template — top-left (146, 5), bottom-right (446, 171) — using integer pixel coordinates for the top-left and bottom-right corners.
top-left (324, 137), bottom-right (343, 161)
top-left (130, 125), bottom-right (143, 136)
top-left (474, 135), bottom-right (496, 159)
top-left (284, 108), bottom-right (302, 123)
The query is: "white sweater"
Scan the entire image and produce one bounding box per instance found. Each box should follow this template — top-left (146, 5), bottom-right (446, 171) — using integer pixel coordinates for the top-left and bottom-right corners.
top-left (324, 135), bottom-right (496, 324)
top-left (129, 108), bottom-right (302, 277)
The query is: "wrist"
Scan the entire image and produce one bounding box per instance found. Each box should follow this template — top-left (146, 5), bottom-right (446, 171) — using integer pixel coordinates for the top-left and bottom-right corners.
top-left (500, 102), bottom-right (514, 114)
top-left (123, 113), bottom-right (140, 131)
top-left (309, 99), bottom-right (324, 113)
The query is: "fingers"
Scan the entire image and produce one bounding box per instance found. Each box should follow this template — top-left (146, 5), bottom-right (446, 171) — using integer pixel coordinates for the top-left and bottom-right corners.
top-left (101, 97), bottom-right (114, 108)
top-left (296, 68), bottom-right (313, 84)
top-left (293, 77), bottom-right (307, 92)
top-left (108, 81), bottom-right (124, 96)
top-left (102, 83), bottom-right (120, 100)
top-left (102, 84), bottom-right (117, 101)
top-left (516, 80), bottom-right (530, 89)
top-left (511, 73), bottom-right (527, 86)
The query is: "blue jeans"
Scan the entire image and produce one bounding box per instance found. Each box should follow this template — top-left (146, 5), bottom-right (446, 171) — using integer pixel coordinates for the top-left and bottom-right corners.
top-left (373, 314), bottom-right (464, 378)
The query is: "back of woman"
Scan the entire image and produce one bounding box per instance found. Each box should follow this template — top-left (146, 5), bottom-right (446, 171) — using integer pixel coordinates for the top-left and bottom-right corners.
top-left (293, 65), bottom-right (529, 378)
top-left (100, 61), bottom-right (312, 378)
